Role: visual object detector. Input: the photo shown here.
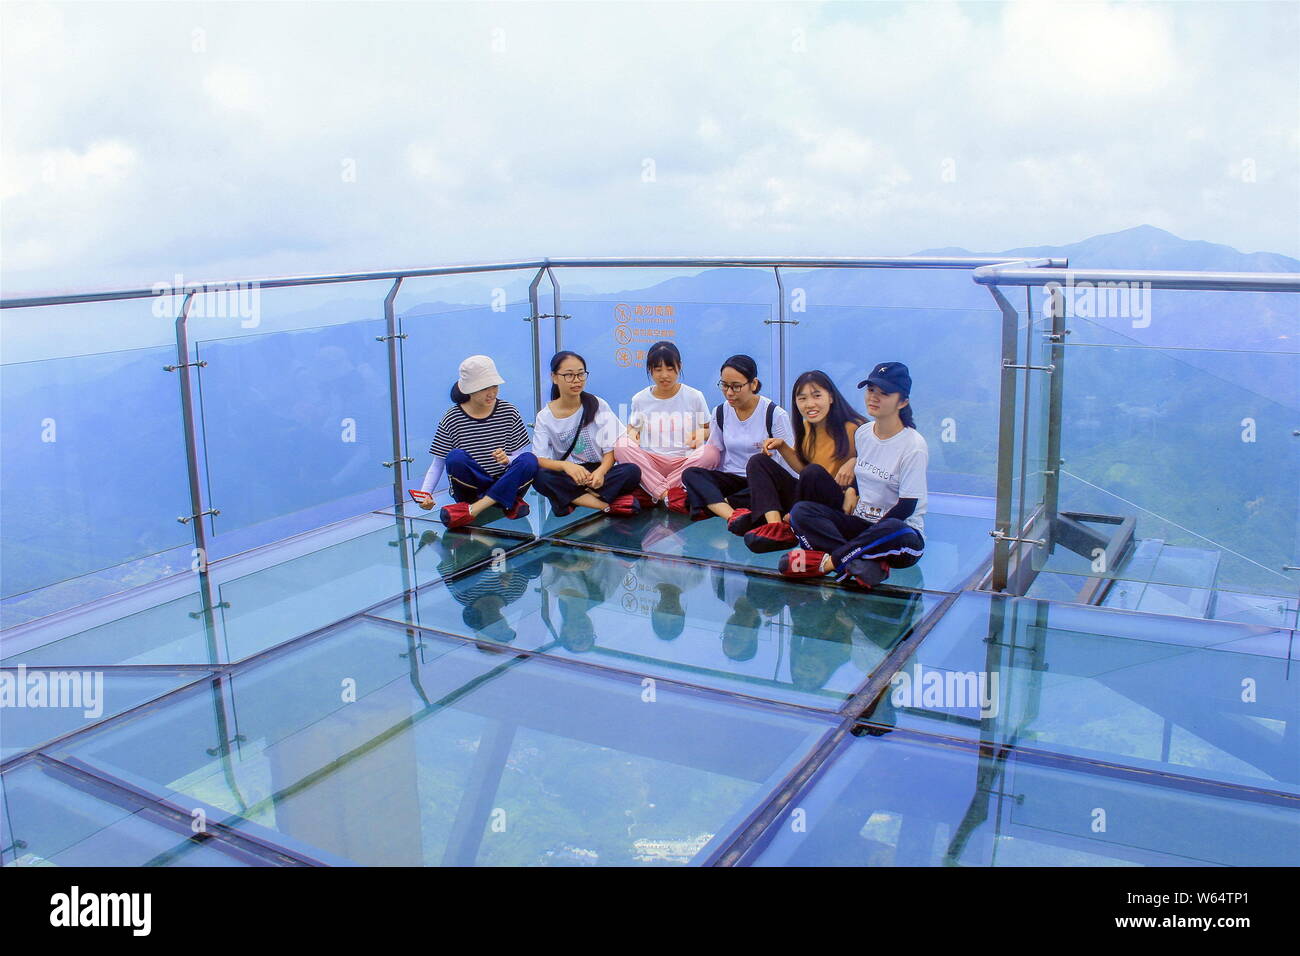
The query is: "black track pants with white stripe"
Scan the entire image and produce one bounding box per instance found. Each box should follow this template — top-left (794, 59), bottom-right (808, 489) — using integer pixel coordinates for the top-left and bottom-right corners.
top-left (788, 501), bottom-right (925, 571)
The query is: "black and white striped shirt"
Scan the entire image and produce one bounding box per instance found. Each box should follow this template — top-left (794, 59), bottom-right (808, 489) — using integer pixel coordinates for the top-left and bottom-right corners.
top-left (429, 400), bottom-right (531, 477)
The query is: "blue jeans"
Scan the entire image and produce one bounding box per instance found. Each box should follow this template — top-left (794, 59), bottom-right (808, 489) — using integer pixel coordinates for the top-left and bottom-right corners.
top-left (446, 450), bottom-right (538, 506)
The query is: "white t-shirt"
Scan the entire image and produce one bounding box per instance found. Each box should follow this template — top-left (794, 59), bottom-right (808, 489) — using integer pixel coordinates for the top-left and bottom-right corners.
top-left (850, 422), bottom-right (928, 534)
top-left (629, 383), bottom-right (710, 456)
top-left (532, 396), bottom-right (623, 465)
top-left (704, 395), bottom-right (797, 477)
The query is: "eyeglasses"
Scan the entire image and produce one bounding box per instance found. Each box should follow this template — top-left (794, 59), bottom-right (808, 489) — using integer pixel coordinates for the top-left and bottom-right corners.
top-left (717, 380), bottom-right (751, 392)
top-left (557, 371), bottom-right (589, 383)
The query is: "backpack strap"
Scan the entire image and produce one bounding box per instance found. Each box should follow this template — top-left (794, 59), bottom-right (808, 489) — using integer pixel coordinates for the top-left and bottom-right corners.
top-left (715, 404), bottom-right (724, 433)
top-left (765, 401), bottom-right (776, 438)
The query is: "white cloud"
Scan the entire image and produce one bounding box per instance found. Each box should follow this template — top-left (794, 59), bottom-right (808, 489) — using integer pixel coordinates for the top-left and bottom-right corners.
top-left (0, 0), bottom-right (1295, 296)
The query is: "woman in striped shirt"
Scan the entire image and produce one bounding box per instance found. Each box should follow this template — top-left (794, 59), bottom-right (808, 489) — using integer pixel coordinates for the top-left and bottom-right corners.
top-left (418, 355), bottom-right (538, 529)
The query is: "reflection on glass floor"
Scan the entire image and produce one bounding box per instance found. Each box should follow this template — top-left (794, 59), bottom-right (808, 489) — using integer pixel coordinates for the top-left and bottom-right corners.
top-left (742, 729), bottom-right (1299, 867)
top-left (3, 503), bottom-right (1296, 867)
top-left (36, 619), bottom-right (833, 866)
top-left (370, 540), bottom-right (939, 712)
top-left (858, 592), bottom-right (1299, 795)
top-left (2, 522), bottom-right (527, 667)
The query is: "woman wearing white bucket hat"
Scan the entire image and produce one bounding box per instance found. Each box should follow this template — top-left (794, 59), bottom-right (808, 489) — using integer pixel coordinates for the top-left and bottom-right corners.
top-left (418, 355), bottom-right (539, 529)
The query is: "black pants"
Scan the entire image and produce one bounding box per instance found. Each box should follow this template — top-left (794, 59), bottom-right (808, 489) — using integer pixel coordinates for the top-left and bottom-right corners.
top-left (534, 461), bottom-right (642, 510)
top-left (746, 458), bottom-right (846, 520)
top-left (681, 467), bottom-right (750, 513)
top-left (788, 501), bottom-right (925, 574)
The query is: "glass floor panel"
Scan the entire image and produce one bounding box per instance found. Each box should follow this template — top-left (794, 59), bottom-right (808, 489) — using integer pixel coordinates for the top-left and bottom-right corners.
top-left (553, 507), bottom-right (991, 593)
top-left (1026, 568), bottom-right (1299, 630)
top-left (1, 667), bottom-right (210, 761)
top-left (1, 760), bottom-right (254, 867)
top-left (859, 591), bottom-right (1299, 795)
top-left (369, 541), bottom-right (940, 712)
top-left (48, 618), bottom-right (835, 866)
top-left (383, 488), bottom-right (596, 538)
top-left (2, 522), bottom-right (526, 667)
top-left (741, 730), bottom-right (1300, 867)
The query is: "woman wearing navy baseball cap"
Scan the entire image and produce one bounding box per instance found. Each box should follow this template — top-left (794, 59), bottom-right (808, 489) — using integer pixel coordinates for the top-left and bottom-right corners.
top-left (779, 361), bottom-right (927, 590)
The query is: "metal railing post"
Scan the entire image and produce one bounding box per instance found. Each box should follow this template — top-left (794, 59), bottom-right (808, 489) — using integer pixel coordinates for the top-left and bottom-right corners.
top-left (774, 266), bottom-right (787, 401)
top-left (1042, 281), bottom-right (1067, 525)
top-left (527, 267), bottom-right (546, 417)
top-left (170, 292), bottom-right (222, 657)
top-left (380, 277), bottom-right (409, 508)
top-left (989, 286), bottom-right (1021, 592)
top-left (547, 266), bottom-right (563, 353)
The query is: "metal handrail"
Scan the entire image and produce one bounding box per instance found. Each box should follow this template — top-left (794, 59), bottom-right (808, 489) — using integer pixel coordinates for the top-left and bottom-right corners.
top-left (974, 262), bottom-right (1300, 292)
top-left (1, 256), bottom-right (1057, 310)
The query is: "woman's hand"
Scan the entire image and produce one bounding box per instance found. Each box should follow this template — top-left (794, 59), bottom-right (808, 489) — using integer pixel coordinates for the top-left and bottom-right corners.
top-left (418, 496), bottom-right (435, 511)
top-left (626, 425), bottom-right (641, 443)
top-left (564, 461), bottom-right (591, 485)
top-left (685, 432), bottom-right (702, 449)
top-left (760, 437), bottom-right (785, 454)
top-left (492, 448), bottom-right (510, 466)
top-left (834, 460), bottom-right (856, 488)
top-left (588, 468), bottom-right (607, 490)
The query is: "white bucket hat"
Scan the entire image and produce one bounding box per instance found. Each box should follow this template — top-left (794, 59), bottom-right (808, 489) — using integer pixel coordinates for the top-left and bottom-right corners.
top-left (458, 355), bottom-right (505, 394)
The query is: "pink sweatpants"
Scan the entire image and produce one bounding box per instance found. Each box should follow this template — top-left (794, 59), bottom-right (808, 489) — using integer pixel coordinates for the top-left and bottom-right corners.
top-left (613, 435), bottom-right (721, 499)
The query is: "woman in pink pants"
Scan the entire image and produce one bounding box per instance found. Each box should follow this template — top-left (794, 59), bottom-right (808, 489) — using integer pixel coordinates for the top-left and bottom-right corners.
top-left (613, 341), bottom-right (720, 511)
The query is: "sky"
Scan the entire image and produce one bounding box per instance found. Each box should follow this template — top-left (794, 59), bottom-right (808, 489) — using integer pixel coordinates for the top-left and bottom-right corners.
top-left (2, 0), bottom-right (1298, 299)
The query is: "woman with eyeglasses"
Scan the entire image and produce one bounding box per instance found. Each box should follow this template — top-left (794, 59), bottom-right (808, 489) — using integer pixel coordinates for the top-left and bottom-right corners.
top-left (781, 362), bottom-right (927, 591)
top-left (532, 351), bottom-right (643, 516)
top-left (680, 354), bottom-right (796, 523)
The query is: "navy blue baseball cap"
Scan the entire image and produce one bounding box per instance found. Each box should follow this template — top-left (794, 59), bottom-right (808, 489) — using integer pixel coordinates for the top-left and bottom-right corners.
top-left (858, 361), bottom-right (911, 395)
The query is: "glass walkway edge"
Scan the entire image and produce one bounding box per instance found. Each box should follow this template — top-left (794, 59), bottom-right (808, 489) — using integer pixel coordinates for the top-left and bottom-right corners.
top-left (2, 491), bottom-right (1295, 867)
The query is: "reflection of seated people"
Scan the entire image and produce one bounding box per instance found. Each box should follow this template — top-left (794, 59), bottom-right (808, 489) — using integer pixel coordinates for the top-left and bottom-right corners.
top-left (846, 589), bottom-right (926, 732)
top-left (541, 549), bottom-right (618, 653)
top-left (626, 553), bottom-right (696, 642)
top-left (715, 571), bottom-right (790, 662)
top-left (787, 591), bottom-right (855, 692)
top-left (436, 533), bottom-right (543, 645)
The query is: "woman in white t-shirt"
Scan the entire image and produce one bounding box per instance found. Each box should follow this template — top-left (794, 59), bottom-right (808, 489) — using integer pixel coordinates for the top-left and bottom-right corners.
top-left (680, 354), bottom-right (796, 523)
top-left (532, 351), bottom-right (644, 517)
top-left (613, 340), bottom-right (720, 509)
top-left (781, 362), bottom-right (927, 591)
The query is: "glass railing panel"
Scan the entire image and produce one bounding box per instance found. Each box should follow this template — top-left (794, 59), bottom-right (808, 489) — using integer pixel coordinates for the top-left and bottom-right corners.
top-left (858, 591), bottom-right (1298, 795)
top-left (786, 303), bottom-right (1007, 499)
top-left (1, 761), bottom-right (253, 867)
top-left (1033, 308), bottom-right (1299, 604)
top-left (215, 521), bottom-right (526, 663)
top-left (395, 276), bottom-right (539, 502)
top-left (1, 591), bottom-right (214, 667)
top-left (3, 520), bottom-right (527, 667)
top-left (0, 667), bottom-right (207, 760)
top-left (51, 617), bottom-right (834, 865)
top-left (0, 344), bottom-right (194, 601)
top-left (742, 729), bottom-right (1299, 866)
top-left (193, 314), bottom-right (393, 537)
top-left (559, 297), bottom-right (776, 430)
top-left (368, 540), bottom-right (940, 710)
